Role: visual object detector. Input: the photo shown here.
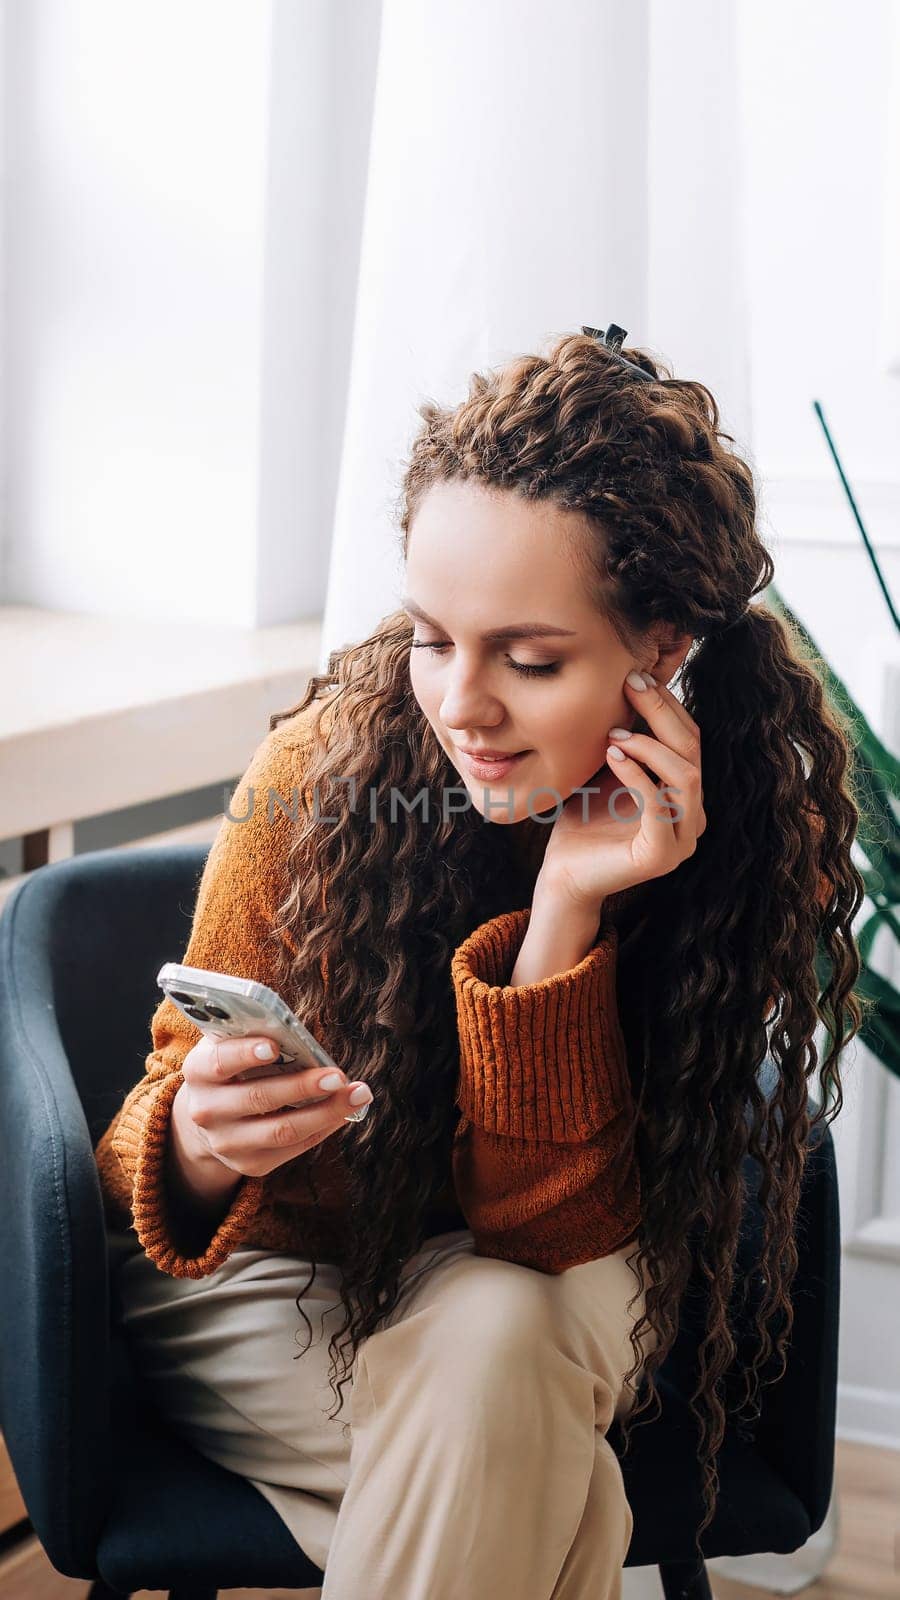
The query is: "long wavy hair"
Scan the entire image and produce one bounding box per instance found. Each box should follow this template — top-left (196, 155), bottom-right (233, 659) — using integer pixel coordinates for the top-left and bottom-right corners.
top-left (265, 330), bottom-right (869, 1556)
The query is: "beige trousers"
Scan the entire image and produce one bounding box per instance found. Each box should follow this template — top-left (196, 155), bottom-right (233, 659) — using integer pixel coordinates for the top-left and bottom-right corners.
top-left (111, 1225), bottom-right (656, 1600)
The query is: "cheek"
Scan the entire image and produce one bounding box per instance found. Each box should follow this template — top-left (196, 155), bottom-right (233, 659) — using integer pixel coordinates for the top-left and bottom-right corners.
top-left (544, 697), bottom-right (615, 759)
top-left (407, 655), bottom-right (432, 715)
top-left (528, 701), bottom-right (620, 793)
top-left (408, 660), bottom-right (449, 752)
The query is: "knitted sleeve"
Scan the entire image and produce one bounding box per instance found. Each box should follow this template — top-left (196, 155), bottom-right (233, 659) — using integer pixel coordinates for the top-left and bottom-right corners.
top-left (449, 909), bottom-right (640, 1274)
top-left (93, 718), bottom-right (314, 1278)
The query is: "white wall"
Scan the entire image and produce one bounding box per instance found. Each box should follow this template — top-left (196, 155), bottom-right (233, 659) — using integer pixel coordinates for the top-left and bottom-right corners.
top-left (0, 0), bottom-right (381, 626)
top-left (734, 0), bottom-right (900, 1451)
top-left (739, 0), bottom-right (900, 716)
top-left (0, 1), bottom-right (7, 591)
top-left (3, 0), bottom-right (270, 619)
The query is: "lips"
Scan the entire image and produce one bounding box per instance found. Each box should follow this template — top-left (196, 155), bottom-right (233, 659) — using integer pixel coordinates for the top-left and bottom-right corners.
top-left (457, 747), bottom-right (530, 780)
top-left (459, 748), bottom-right (525, 759)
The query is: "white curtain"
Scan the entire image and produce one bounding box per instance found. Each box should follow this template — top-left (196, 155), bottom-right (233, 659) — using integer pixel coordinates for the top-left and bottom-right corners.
top-left (881, 0), bottom-right (900, 376)
top-left (319, 0), bottom-right (753, 672)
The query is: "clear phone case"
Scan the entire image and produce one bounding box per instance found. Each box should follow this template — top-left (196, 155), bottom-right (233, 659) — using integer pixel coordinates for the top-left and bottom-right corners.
top-left (156, 961), bottom-right (340, 1092)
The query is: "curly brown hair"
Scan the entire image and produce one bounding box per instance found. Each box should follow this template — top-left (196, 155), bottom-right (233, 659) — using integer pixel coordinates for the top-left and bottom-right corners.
top-left (265, 330), bottom-right (870, 1559)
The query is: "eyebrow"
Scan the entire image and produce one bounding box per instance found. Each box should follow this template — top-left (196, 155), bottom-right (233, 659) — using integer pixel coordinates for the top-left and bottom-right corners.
top-left (399, 597), bottom-right (577, 642)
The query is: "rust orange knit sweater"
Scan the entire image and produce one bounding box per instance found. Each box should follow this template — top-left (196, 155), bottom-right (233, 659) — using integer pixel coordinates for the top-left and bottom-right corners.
top-left (94, 701), bottom-right (830, 1282)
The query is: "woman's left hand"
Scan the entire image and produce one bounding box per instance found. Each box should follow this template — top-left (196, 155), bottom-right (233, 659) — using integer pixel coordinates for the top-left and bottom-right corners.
top-left (536, 671), bottom-right (707, 917)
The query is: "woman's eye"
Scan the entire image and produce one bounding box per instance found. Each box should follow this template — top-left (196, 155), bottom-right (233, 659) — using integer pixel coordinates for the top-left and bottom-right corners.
top-left (409, 641), bottom-right (561, 678)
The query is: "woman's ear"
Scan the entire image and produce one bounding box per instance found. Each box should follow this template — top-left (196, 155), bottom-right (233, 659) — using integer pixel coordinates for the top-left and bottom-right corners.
top-left (645, 629), bottom-right (694, 685)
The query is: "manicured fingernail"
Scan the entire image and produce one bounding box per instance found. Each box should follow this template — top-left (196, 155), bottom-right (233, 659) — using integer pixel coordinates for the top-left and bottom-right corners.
top-left (254, 1041), bottom-right (276, 1059)
top-left (319, 1072), bottom-right (344, 1091)
top-left (607, 746), bottom-right (627, 762)
top-left (608, 726), bottom-right (632, 739)
top-left (626, 670), bottom-right (647, 691)
top-left (348, 1083), bottom-right (373, 1106)
top-left (642, 671), bottom-right (657, 686)
top-left (344, 1101), bottom-right (372, 1122)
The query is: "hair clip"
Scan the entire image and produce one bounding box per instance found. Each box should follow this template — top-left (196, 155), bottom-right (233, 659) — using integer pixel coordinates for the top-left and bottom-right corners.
top-left (581, 323), bottom-right (655, 382)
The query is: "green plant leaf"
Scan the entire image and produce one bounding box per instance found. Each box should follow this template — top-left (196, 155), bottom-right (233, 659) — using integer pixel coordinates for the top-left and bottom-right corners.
top-left (766, 586), bottom-right (900, 897)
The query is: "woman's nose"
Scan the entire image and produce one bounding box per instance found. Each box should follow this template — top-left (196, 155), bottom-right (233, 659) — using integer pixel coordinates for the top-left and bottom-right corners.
top-left (440, 688), bottom-right (504, 731)
top-left (439, 665), bottom-right (504, 729)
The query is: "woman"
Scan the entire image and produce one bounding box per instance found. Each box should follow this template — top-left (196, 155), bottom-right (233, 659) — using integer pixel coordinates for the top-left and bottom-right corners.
top-left (96, 328), bottom-right (867, 1598)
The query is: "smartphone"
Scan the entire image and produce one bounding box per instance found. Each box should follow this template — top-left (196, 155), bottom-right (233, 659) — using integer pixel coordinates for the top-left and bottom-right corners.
top-left (156, 961), bottom-right (340, 1102)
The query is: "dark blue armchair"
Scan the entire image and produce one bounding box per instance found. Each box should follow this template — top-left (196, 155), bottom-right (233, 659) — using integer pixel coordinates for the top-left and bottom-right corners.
top-left (0, 844), bottom-right (841, 1599)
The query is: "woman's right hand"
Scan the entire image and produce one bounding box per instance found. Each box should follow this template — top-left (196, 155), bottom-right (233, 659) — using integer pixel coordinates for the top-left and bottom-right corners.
top-left (175, 1035), bottom-right (374, 1181)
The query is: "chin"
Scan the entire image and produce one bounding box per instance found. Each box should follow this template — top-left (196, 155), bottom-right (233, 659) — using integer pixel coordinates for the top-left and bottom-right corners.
top-left (465, 795), bottom-right (517, 823)
top-left (469, 789), bottom-right (562, 827)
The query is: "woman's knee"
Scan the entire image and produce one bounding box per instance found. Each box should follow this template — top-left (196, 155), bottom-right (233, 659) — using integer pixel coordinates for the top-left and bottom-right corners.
top-left (359, 1254), bottom-right (635, 1452)
top-left (415, 1253), bottom-right (562, 1366)
top-left (420, 1254), bottom-right (647, 1431)
top-left (381, 1255), bottom-right (605, 1420)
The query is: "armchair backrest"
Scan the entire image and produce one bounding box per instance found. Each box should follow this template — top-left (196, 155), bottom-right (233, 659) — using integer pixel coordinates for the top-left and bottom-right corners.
top-left (662, 1119), bottom-right (840, 1529)
top-left (0, 844), bottom-right (209, 1571)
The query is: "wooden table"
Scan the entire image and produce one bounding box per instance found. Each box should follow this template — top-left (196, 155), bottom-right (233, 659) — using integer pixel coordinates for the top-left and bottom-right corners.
top-left (0, 604), bottom-right (323, 907)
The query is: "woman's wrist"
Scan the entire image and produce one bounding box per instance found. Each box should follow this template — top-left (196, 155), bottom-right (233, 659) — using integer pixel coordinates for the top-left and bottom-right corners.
top-left (510, 890), bottom-right (605, 987)
top-left (167, 1083), bottom-right (242, 1221)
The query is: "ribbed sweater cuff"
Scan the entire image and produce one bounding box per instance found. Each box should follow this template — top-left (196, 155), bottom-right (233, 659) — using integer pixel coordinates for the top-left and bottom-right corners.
top-left (450, 907), bottom-right (631, 1143)
top-left (126, 1072), bottom-right (266, 1279)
